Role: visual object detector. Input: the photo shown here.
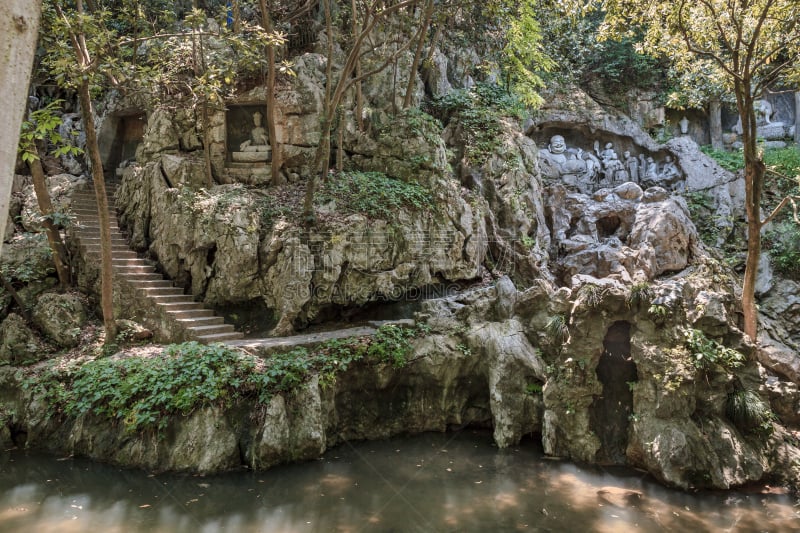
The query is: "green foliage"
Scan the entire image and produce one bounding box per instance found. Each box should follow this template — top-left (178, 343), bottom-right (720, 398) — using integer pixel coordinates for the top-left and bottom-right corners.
top-left (18, 100), bottom-right (83, 163)
top-left (428, 83), bottom-right (525, 166)
top-left (726, 389), bottom-right (774, 436)
top-left (498, 1), bottom-right (554, 108)
top-left (647, 303), bottom-right (672, 323)
top-left (318, 171), bottom-right (432, 219)
top-left (386, 108), bottom-right (442, 146)
top-left (22, 325), bottom-right (419, 434)
top-left (684, 328), bottom-right (745, 372)
top-left (764, 221), bottom-right (800, 278)
top-left (765, 147), bottom-right (800, 182)
top-left (683, 189), bottom-right (734, 247)
top-left (626, 282), bottom-right (653, 309)
top-left (585, 35), bottom-right (663, 101)
top-left (762, 147), bottom-right (800, 278)
top-left (700, 146), bottom-right (744, 172)
top-left (525, 382), bottom-right (542, 395)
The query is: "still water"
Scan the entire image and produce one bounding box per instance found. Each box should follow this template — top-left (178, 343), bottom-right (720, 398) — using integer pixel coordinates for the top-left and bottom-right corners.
top-left (0, 431), bottom-right (797, 532)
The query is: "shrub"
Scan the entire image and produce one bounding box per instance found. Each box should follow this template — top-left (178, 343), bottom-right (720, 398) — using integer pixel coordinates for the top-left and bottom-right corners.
top-left (544, 314), bottom-right (569, 347)
top-left (700, 146), bottom-right (744, 172)
top-left (726, 389), bottom-right (774, 436)
top-left (22, 325), bottom-right (420, 435)
top-left (427, 83), bottom-right (525, 165)
top-left (318, 171), bottom-right (432, 219)
top-left (684, 328), bottom-right (745, 371)
top-left (626, 282), bottom-right (653, 309)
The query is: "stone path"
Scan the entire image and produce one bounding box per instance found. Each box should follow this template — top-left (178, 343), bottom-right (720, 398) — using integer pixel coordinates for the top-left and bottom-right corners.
top-left (224, 319), bottom-right (415, 352)
top-left (70, 183), bottom-right (243, 344)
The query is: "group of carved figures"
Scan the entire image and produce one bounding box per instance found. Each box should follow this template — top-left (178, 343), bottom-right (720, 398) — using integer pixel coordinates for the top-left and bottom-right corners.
top-left (538, 135), bottom-right (683, 191)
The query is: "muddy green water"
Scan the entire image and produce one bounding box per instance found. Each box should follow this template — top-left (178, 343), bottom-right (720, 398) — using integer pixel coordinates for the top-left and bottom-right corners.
top-left (0, 431), bottom-right (797, 532)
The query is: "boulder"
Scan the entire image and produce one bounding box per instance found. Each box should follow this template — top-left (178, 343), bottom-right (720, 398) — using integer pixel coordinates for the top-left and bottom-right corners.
top-left (468, 319), bottom-right (546, 448)
top-left (31, 292), bottom-right (87, 348)
top-left (0, 313), bottom-right (48, 364)
top-left (0, 233), bottom-right (54, 284)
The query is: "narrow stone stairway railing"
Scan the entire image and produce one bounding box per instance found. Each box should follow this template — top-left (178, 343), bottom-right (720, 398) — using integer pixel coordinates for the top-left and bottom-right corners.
top-left (69, 183), bottom-right (243, 344)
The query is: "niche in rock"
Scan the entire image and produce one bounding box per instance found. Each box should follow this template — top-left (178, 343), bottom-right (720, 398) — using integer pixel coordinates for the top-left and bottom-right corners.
top-left (226, 104), bottom-right (270, 163)
top-left (99, 112), bottom-right (146, 176)
top-left (589, 321), bottom-right (637, 465)
top-left (596, 215), bottom-right (621, 239)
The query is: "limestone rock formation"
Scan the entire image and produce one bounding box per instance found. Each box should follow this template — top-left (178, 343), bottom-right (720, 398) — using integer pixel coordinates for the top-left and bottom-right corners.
top-left (547, 182), bottom-right (701, 284)
top-left (0, 313), bottom-right (48, 364)
top-left (31, 292), bottom-right (87, 348)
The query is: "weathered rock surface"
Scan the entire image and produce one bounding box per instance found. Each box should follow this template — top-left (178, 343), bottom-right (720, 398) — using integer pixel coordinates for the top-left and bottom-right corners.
top-left (547, 183), bottom-right (701, 284)
top-left (0, 233), bottom-right (55, 285)
top-left (116, 130), bottom-right (489, 334)
top-left (0, 314), bottom-right (49, 364)
top-left (31, 292), bottom-right (87, 348)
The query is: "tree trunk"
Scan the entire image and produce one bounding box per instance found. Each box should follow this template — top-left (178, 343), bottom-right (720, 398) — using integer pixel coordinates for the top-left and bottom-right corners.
top-left (201, 102), bottom-right (214, 187)
top-left (351, 0), bottom-right (364, 131)
top-left (709, 99), bottom-right (723, 151)
top-left (0, 0), bottom-right (41, 259)
top-left (403, 0), bottom-right (434, 109)
top-left (260, 0), bottom-right (284, 185)
top-left (795, 91), bottom-right (800, 148)
top-left (232, 0), bottom-right (241, 32)
top-left (0, 273), bottom-right (29, 321)
top-left (78, 80), bottom-right (117, 343)
top-left (28, 149), bottom-right (71, 287)
top-left (737, 85), bottom-right (764, 343)
top-left (336, 109), bottom-right (344, 171)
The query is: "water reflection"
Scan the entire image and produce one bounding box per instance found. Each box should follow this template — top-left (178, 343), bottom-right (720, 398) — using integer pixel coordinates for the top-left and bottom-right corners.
top-left (0, 431), bottom-right (797, 532)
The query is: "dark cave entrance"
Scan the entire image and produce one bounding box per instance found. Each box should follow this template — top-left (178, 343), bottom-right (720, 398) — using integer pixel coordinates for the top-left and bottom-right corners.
top-left (589, 321), bottom-right (637, 465)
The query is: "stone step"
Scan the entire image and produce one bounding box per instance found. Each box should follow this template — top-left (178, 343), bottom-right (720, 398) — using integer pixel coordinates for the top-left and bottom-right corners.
top-left (127, 279), bottom-right (174, 289)
top-left (78, 236), bottom-right (126, 244)
top-left (199, 332), bottom-right (246, 344)
top-left (119, 272), bottom-right (163, 281)
top-left (73, 182), bottom-right (242, 345)
top-left (81, 248), bottom-right (136, 257)
top-left (78, 233), bottom-right (125, 240)
top-left (177, 316), bottom-right (225, 328)
top-left (71, 206), bottom-right (117, 212)
top-left (186, 324), bottom-right (237, 336)
top-left (74, 217), bottom-right (120, 223)
top-left (74, 219), bottom-right (121, 227)
top-left (81, 245), bottom-right (134, 253)
top-left (111, 258), bottom-right (151, 265)
top-left (114, 265), bottom-right (156, 275)
top-left (151, 294), bottom-right (197, 304)
top-left (134, 286), bottom-right (185, 296)
top-left (157, 301), bottom-right (207, 312)
top-left (165, 308), bottom-right (215, 319)
top-left (72, 189), bottom-right (116, 198)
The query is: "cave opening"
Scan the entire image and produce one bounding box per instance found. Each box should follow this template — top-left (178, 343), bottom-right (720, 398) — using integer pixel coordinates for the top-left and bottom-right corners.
top-left (589, 321), bottom-right (637, 465)
top-left (596, 215), bottom-right (621, 239)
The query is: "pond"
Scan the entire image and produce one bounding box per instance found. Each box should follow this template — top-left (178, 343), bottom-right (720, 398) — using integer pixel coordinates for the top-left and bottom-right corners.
top-left (0, 431), bottom-right (797, 532)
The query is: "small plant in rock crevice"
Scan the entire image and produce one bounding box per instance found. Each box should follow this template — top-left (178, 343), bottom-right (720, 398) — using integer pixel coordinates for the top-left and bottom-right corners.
top-left (626, 282), bottom-right (653, 309)
top-left (544, 314), bottom-right (570, 348)
top-left (578, 283), bottom-right (605, 309)
top-left (684, 328), bottom-right (744, 372)
top-left (726, 388), bottom-right (774, 438)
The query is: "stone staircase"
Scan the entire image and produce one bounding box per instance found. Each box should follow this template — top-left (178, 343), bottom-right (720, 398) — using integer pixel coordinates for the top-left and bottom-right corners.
top-left (70, 183), bottom-right (243, 344)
